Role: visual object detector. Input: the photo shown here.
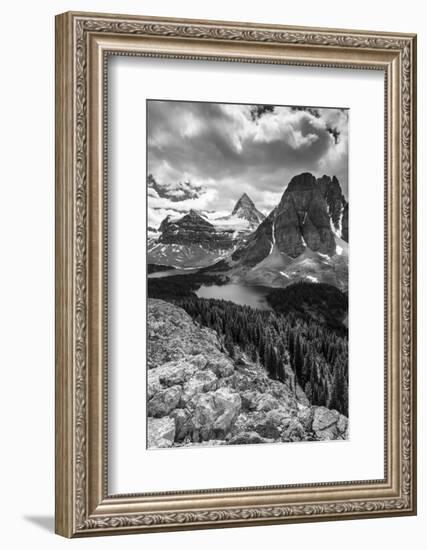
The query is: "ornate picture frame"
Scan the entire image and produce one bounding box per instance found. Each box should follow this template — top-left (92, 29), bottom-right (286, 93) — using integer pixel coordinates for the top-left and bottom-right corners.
top-left (55, 11), bottom-right (417, 537)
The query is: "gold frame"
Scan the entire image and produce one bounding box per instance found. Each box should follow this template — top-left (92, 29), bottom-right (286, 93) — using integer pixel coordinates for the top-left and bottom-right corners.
top-left (55, 11), bottom-right (417, 538)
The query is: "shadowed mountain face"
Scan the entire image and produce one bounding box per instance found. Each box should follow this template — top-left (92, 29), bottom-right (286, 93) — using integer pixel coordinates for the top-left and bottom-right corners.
top-left (233, 173), bottom-right (347, 266)
top-left (148, 194), bottom-right (265, 267)
top-left (317, 175), bottom-right (348, 240)
top-left (231, 193), bottom-right (265, 226)
top-left (148, 173), bottom-right (348, 289)
top-left (341, 202), bottom-right (349, 242)
top-left (276, 173), bottom-right (336, 258)
top-left (318, 176), bottom-right (344, 227)
top-left (159, 210), bottom-right (232, 250)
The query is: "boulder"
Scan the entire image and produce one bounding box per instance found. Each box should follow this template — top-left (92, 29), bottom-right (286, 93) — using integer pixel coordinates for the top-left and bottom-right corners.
top-left (206, 356), bottom-right (235, 378)
top-left (312, 407), bottom-right (341, 440)
top-left (156, 361), bottom-right (196, 387)
top-left (337, 414), bottom-right (349, 436)
top-left (179, 370), bottom-right (218, 407)
top-left (147, 369), bottom-right (162, 400)
top-left (212, 388), bottom-right (242, 438)
top-left (233, 408), bottom-right (293, 440)
top-left (147, 385), bottom-right (182, 418)
top-left (170, 408), bottom-right (193, 442)
top-left (190, 354), bottom-right (208, 369)
top-left (297, 404), bottom-right (314, 431)
top-left (253, 416), bottom-right (281, 440)
top-left (190, 393), bottom-right (217, 442)
top-left (312, 407), bottom-right (340, 430)
top-left (147, 417), bottom-right (175, 448)
top-left (190, 387), bottom-right (241, 442)
top-left (256, 394), bottom-right (280, 412)
top-left (280, 417), bottom-right (307, 442)
top-left (240, 390), bottom-right (259, 411)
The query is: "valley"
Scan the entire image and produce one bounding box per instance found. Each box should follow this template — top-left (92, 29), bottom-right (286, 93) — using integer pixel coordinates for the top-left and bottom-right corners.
top-left (147, 172), bottom-right (348, 291)
top-left (146, 170), bottom-right (349, 448)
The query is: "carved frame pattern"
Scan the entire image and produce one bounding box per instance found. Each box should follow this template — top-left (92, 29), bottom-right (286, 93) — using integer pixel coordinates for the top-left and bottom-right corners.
top-left (55, 11), bottom-right (416, 537)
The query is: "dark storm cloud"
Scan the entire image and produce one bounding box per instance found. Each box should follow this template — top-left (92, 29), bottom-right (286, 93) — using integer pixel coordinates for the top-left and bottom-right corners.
top-left (290, 106), bottom-right (321, 118)
top-left (147, 100), bottom-right (348, 215)
top-left (326, 126), bottom-right (340, 144)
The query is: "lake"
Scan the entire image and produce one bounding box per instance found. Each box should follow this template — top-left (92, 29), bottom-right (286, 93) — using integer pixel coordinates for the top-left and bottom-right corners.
top-left (195, 282), bottom-right (272, 311)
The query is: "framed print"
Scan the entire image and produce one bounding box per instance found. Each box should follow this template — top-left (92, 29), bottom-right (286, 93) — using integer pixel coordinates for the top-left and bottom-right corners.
top-left (55, 11), bottom-right (417, 537)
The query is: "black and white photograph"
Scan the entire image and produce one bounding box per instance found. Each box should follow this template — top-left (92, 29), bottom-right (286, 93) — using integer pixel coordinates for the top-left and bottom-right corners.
top-left (146, 99), bottom-right (349, 449)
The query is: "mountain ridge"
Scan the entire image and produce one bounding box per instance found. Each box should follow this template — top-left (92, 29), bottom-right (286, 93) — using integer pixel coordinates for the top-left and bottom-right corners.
top-left (148, 173), bottom-right (348, 290)
top-left (148, 193), bottom-right (265, 267)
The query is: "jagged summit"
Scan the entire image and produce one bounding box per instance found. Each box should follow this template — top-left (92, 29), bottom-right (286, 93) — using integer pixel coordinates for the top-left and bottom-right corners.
top-left (316, 175), bottom-right (348, 239)
top-left (185, 209), bottom-right (211, 223)
top-left (231, 192), bottom-right (265, 226)
top-left (148, 172), bottom-right (348, 281)
top-left (284, 172), bottom-right (318, 194)
top-left (149, 196), bottom-right (264, 268)
top-left (232, 192), bottom-right (254, 212)
top-left (231, 172), bottom-right (348, 290)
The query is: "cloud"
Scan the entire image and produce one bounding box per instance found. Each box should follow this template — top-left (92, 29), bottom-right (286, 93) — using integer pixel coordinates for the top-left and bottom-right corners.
top-left (147, 100), bottom-right (348, 219)
top-left (147, 174), bottom-right (204, 202)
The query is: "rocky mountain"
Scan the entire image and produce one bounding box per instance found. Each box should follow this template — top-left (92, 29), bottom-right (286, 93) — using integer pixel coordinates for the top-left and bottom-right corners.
top-left (231, 192), bottom-right (265, 227)
top-left (148, 194), bottom-right (264, 268)
top-left (229, 173), bottom-right (348, 290)
top-left (159, 210), bottom-right (232, 250)
top-left (147, 298), bottom-right (348, 448)
top-left (317, 175), bottom-right (348, 238)
top-left (147, 174), bottom-right (348, 288)
top-left (148, 210), bottom-right (234, 268)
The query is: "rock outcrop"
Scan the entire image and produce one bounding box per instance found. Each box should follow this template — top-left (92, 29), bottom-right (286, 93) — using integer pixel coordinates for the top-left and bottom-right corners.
top-left (148, 193), bottom-right (265, 268)
top-left (341, 202), bottom-right (349, 242)
top-left (231, 173), bottom-right (348, 290)
top-left (147, 299), bottom-right (348, 448)
top-left (234, 173), bottom-right (344, 264)
top-left (147, 417), bottom-right (176, 448)
top-left (231, 193), bottom-right (265, 227)
top-left (317, 175), bottom-right (348, 241)
top-left (159, 210), bottom-right (233, 250)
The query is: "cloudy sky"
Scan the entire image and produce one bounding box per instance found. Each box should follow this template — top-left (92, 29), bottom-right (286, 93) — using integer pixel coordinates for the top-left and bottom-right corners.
top-left (147, 100), bottom-right (348, 229)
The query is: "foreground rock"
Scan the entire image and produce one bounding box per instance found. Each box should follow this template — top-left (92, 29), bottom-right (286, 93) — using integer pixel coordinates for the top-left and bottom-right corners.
top-left (147, 299), bottom-right (348, 448)
top-left (147, 417), bottom-right (175, 448)
top-left (312, 406), bottom-right (348, 440)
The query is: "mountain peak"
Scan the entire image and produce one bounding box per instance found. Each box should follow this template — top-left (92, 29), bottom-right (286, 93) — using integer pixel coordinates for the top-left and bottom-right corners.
top-left (240, 192), bottom-right (252, 202)
top-left (284, 172), bottom-right (318, 195)
top-left (231, 193), bottom-right (265, 226)
top-left (183, 209), bottom-right (213, 226)
top-left (232, 193), bottom-right (254, 211)
top-left (316, 175), bottom-right (347, 236)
